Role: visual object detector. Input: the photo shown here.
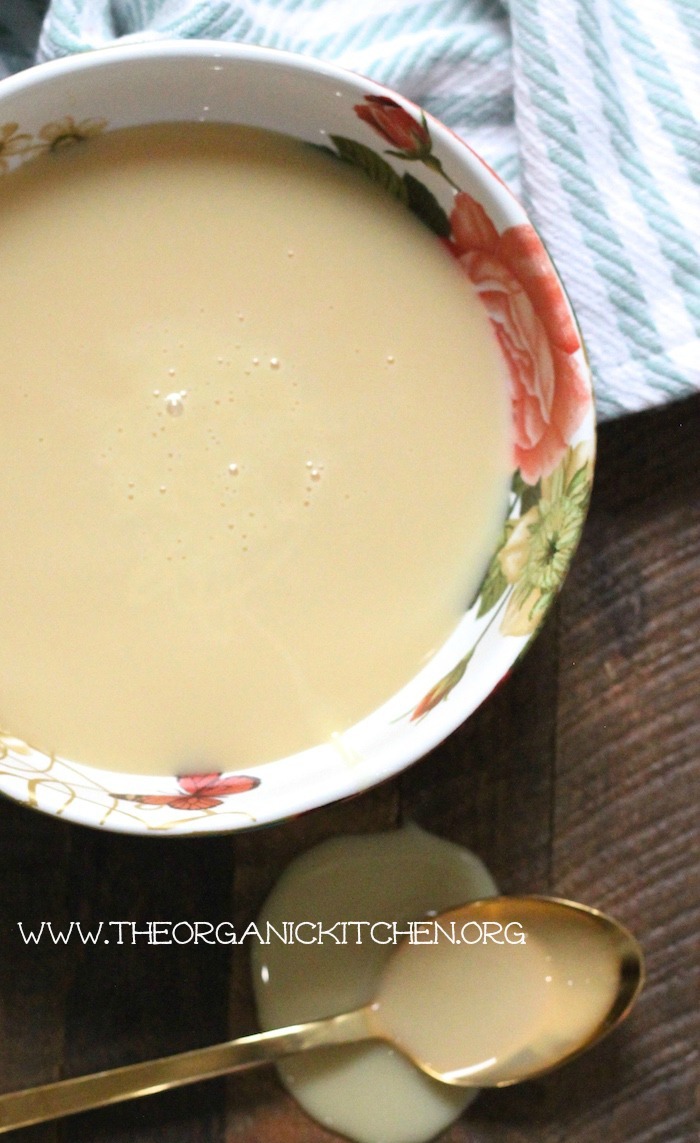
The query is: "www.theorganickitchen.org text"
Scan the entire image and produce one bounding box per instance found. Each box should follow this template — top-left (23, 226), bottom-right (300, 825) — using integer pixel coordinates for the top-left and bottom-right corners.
top-left (16, 919), bottom-right (527, 947)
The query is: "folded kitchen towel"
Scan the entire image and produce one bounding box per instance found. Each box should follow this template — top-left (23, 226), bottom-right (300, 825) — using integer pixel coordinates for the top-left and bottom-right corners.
top-left (1, 0), bottom-right (698, 421)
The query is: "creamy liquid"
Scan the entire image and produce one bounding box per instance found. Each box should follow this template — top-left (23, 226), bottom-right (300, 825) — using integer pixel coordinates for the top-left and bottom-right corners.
top-left (374, 902), bottom-right (621, 1086)
top-left (0, 122), bottom-right (511, 774)
top-left (253, 825), bottom-right (498, 1143)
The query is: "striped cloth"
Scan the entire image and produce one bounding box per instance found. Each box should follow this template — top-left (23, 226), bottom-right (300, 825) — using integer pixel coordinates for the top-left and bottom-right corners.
top-left (1, 0), bottom-right (698, 420)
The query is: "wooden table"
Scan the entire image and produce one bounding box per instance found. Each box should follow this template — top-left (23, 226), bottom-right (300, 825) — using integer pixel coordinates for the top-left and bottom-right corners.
top-left (0, 393), bottom-right (697, 1143)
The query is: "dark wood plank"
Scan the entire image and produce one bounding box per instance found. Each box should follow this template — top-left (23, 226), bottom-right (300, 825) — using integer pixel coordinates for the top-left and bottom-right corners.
top-left (545, 395), bottom-right (700, 1143)
top-left (463, 395), bottom-right (700, 1142)
top-left (0, 807), bottom-right (237, 1142)
top-left (0, 802), bottom-right (69, 1143)
top-left (53, 829), bottom-right (237, 1143)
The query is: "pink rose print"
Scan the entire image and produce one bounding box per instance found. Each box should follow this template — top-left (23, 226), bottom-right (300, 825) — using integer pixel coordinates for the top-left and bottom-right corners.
top-left (354, 95), bottom-right (431, 157)
top-left (119, 771), bottom-right (260, 810)
top-left (449, 193), bottom-right (590, 485)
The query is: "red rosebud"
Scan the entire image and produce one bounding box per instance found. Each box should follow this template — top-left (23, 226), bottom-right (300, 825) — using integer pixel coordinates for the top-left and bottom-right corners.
top-left (450, 191), bottom-right (500, 255)
top-left (354, 95), bottom-right (430, 156)
top-left (410, 657), bottom-right (470, 720)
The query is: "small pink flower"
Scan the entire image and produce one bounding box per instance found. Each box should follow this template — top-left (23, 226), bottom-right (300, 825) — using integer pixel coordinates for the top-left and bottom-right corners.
top-left (354, 95), bottom-right (430, 156)
top-left (449, 193), bottom-right (590, 485)
top-left (119, 771), bottom-right (260, 810)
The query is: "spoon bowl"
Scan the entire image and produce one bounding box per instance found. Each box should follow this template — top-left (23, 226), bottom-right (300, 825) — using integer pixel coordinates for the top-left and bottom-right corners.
top-left (0, 896), bottom-right (643, 1133)
top-left (370, 895), bottom-right (644, 1086)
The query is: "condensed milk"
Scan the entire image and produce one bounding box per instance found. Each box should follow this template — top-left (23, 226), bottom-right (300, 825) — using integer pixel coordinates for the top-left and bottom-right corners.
top-left (253, 825), bottom-right (498, 1142)
top-left (0, 122), bottom-right (511, 774)
top-left (253, 829), bottom-right (624, 1141)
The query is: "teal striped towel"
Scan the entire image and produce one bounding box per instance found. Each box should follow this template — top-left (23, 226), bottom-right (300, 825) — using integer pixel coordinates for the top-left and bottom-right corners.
top-left (2, 0), bottom-right (699, 420)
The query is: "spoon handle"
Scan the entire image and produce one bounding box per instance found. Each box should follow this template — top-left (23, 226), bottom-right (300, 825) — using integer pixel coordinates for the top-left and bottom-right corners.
top-left (0, 1007), bottom-right (374, 1133)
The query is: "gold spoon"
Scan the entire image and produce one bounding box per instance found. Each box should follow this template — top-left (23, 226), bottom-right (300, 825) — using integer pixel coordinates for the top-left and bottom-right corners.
top-left (0, 896), bottom-right (643, 1133)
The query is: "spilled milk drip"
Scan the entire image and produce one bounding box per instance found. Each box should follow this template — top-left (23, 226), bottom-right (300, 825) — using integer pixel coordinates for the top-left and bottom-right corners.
top-left (253, 826), bottom-right (497, 1143)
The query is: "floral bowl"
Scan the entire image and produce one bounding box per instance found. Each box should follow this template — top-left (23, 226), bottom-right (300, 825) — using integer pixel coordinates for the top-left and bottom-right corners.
top-left (0, 41), bottom-right (594, 835)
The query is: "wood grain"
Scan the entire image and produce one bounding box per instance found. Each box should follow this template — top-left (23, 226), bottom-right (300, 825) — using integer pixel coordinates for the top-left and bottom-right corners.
top-left (0, 396), bottom-right (697, 1143)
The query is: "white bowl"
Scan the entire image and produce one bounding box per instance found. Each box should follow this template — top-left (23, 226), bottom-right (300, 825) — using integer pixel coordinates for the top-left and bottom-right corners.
top-left (0, 41), bottom-right (594, 834)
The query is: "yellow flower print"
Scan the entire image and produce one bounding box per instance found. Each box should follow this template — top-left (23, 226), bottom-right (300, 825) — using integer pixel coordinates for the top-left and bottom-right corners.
top-left (38, 116), bottom-right (108, 151)
top-left (0, 122), bottom-right (34, 171)
top-left (498, 441), bottom-right (594, 636)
